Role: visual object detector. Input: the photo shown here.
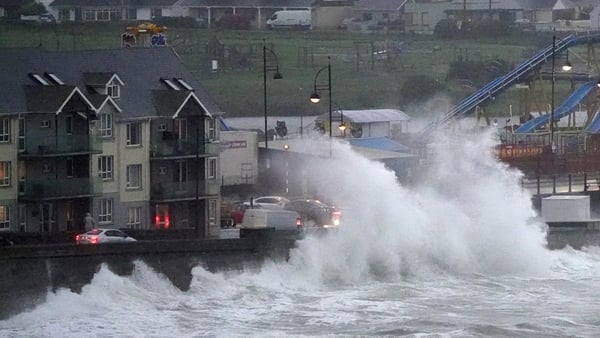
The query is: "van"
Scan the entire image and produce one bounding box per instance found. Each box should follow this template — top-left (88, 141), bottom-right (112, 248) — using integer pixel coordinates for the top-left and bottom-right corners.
top-left (241, 208), bottom-right (303, 230)
top-left (266, 10), bottom-right (311, 30)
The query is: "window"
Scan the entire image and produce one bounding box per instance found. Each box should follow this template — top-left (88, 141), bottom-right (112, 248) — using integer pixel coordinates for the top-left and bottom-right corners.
top-left (0, 162), bottom-right (10, 186)
top-left (18, 118), bottom-right (25, 152)
top-left (208, 199), bottom-right (217, 225)
top-left (174, 119), bottom-right (187, 140)
top-left (158, 123), bottom-right (167, 131)
top-left (65, 116), bottom-right (73, 134)
top-left (0, 205), bottom-right (9, 230)
top-left (127, 207), bottom-right (141, 229)
top-left (175, 160), bottom-right (187, 184)
top-left (208, 157), bottom-right (217, 179)
top-left (98, 199), bottom-right (113, 223)
top-left (0, 119), bottom-right (9, 142)
top-left (159, 167), bottom-right (167, 175)
top-left (84, 9), bottom-right (95, 21)
top-left (59, 9), bottom-right (70, 21)
top-left (40, 120), bottom-right (51, 128)
top-left (42, 163), bottom-right (52, 174)
top-left (98, 112), bottom-right (112, 137)
top-left (127, 122), bottom-right (141, 145)
top-left (66, 158), bottom-right (74, 177)
top-left (126, 164), bottom-right (142, 189)
top-left (98, 156), bottom-right (113, 180)
top-left (107, 82), bottom-right (120, 98)
top-left (207, 118), bottom-right (215, 140)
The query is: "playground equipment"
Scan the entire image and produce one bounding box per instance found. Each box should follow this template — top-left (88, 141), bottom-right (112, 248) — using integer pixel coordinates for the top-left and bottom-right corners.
top-left (121, 23), bottom-right (167, 47)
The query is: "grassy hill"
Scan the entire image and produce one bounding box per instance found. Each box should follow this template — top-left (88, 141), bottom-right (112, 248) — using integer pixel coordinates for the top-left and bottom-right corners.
top-left (0, 22), bottom-right (564, 121)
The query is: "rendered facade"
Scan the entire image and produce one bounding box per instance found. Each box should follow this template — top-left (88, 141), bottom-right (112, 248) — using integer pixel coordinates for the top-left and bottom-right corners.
top-left (0, 47), bottom-right (221, 237)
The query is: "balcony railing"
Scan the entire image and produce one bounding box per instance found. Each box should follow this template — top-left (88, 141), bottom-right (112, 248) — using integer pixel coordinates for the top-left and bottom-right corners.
top-left (150, 141), bottom-right (220, 158)
top-left (19, 177), bottom-right (103, 200)
top-left (20, 134), bottom-right (102, 156)
top-left (150, 180), bottom-right (219, 201)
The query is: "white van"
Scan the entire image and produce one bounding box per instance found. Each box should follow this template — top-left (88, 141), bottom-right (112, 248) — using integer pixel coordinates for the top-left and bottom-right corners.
top-left (241, 208), bottom-right (303, 230)
top-left (266, 10), bottom-right (311, 30)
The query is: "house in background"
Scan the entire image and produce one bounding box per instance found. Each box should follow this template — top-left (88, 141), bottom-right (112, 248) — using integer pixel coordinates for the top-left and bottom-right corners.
top-left (0, 47), bottom-right (222, 237)
top-left (49, 0), bottom-right (184, 22)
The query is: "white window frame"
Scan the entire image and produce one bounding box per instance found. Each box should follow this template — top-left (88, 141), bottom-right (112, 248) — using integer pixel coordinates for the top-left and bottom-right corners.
top-left (127, 207), bottom-right (142, 229)
top-left (98, 112), bottom-right (112, 138)
top-left (126, 164), bottom-right (142, 189)
top-left (126, 122), bottom-right (141, 146)
top-left (207, 118), bottom-right (215, 140)
top-left (107, 82), bottom-right (120, 98)
top-left (208, 157), bottom-right (217, 179)
top-left (208, 199), bottom-right (217, 225)
top-left (0, 205), bottom-right (9, 230)
top-left (98, 155), bottom-right (114, 180)
top-left (98, 199), bottom-right (113, 223)
top-left (0, 161), bottom-right (11, 186)
top-left (0, 118), bottom-right (9, 143)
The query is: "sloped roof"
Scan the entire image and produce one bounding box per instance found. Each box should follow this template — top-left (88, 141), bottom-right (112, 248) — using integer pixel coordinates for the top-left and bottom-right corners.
top-left (50, 0), bottom-right (179, 7)
top-left (0, 47), bottom-right (220, 118)
top-left (180, 0), bottom-right (313, 7)
top-left (354, 0), bottom-right (407, 11)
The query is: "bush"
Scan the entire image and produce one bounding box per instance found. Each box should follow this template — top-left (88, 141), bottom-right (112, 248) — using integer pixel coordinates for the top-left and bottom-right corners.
top-left (446, 59), bottom-right (511, 87)
top-left (434, 19), bottom-right (459, 39)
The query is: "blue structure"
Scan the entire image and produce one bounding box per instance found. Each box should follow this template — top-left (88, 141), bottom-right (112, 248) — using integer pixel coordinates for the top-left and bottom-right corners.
top-left (515, 81), bottom-right (598, 133)
top-left (421, 33), bottom-right (600, 135)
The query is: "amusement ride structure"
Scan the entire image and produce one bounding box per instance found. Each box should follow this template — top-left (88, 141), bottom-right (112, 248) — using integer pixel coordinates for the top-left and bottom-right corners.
top-left (421, 32), bottom-right (600, 176)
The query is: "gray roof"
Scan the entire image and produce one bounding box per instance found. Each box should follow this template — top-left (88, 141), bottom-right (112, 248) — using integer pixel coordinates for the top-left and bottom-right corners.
top-left (50, 0), bottom-right (179, 7)
top-left (0, 47), bottom-right (221, 118)
top-left (179, 0), bottom-right (313, 7)
top-left (354, 0), bottom-right (407, 11)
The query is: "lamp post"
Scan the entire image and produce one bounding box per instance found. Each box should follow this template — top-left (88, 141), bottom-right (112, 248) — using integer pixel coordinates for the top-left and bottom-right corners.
top-left (551, 33), bottom-right (556, 149)
top-left (263, 41), bottom-right (282, 150)
top-left (309, 56), bottom-right (332, 138)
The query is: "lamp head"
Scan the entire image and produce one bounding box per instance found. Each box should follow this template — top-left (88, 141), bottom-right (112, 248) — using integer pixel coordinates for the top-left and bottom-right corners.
top-left (273, 71), bottom-right (282, 80)
top-left (338, 123), bottom-right (347, 132)
top-left (283, 143), bottom-right (289, 150)
top-left (562, 61), bottom-right (572, 71)
top-left (597, 80), bottom-right (600, 88)
top-left (309, 92), bottom-right (321, 104)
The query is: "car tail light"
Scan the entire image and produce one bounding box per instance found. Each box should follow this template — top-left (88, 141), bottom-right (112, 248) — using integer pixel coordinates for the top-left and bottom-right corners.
top-left (89, 236), bottom-right (99, 244)
top-left (75, 234), bottom-right (80, 242)
top-left (165, 214), bottom-right (171, 229)
top-left (155, 215), bottom-right (160, 229)
top-left (296, 217), bottom-right (303, 228)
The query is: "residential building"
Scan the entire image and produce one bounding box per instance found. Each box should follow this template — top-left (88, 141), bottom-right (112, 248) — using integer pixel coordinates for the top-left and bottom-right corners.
top-left (49, 0), bottom-right (184, 22)
top-left (0, 47), bottom-right (221, 237)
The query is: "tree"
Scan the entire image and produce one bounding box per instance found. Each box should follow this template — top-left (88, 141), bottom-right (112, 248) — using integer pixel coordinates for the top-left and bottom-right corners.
top-left (399, 75), bottom-right (444, 106)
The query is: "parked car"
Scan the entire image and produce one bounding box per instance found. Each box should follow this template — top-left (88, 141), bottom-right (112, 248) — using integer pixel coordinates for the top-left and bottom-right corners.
top-left (75, 228), bottom-right (136, 245)
top-left (284, 199), bottom-right (341, 227)
top-left (244, 196), bottom-right (290, 209)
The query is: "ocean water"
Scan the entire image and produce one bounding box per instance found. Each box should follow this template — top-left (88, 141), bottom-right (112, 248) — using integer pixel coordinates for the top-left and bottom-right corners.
top-left (2, 130), bottom-right (600, 337)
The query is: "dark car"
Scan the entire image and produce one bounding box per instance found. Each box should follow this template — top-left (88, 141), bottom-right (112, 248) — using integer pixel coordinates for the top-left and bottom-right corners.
top-left (283, 199), bottom-right (341, 227)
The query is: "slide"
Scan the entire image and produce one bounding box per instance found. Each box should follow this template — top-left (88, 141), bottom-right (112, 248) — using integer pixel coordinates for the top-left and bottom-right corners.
top-left (515, 81), bottom-right (597, 133)
top-left (585, 111), bottom-right (600, 133)
top-left (420, 33), bottom-right (600, 136)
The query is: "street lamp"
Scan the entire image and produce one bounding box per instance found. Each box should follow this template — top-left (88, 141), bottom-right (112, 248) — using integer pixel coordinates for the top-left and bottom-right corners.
top-left (551, 33), bottom-right (573, 151)
top-left (309, 56), bottom-right (332, 138)
top-left (263, 41), bottom-right (282, 150)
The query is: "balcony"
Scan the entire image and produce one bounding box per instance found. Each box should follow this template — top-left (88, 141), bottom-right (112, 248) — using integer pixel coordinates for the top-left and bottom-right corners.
top-left (150, 140), bottom-right (220, 158)
top-left (150, 180), bottom-right (219, 201)
top-left (19, 134), bottom-right (102, 157)
top-left (19, 177), bottom-right (103, 200)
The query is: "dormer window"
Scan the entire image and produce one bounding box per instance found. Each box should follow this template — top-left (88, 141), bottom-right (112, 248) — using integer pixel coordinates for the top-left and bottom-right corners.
top-left (29, 73), bottom-right (50, 86)
top-left (174, 78), bottom-right (193, 91)
top-left (45, 72), bottom-right (64, 85)
top-left (161, 78), bottom-right (180, 90)
top-left (107, 81), bottom-right (120, 98)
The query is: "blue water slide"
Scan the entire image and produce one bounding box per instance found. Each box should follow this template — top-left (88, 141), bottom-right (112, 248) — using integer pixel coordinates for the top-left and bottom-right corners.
top-left (420, 33), bottom-right (600, 135)
top-left (218, 116), bottom-right (232, 131)
top-left (585, 111), bottom-right (600, 133)
top-left (515, 81), bottom-right (597, 133)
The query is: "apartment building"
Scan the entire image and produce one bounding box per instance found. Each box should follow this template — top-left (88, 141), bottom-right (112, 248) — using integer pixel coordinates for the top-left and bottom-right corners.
top-left (0, 47), bottom-right (221, 238)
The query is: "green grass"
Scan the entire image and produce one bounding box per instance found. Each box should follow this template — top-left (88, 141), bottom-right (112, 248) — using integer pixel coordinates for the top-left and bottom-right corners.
top-left (0, 22), bottom-right (571, 120)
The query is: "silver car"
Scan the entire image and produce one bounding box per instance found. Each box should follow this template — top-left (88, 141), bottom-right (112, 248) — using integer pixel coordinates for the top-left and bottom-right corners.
top-left (76, 228), bottom-right (136, 245)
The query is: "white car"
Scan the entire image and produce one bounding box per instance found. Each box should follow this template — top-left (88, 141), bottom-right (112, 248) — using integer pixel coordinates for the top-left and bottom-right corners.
top-left (76, 228), bottom-right (136, 245)
top-left (244, 196), bottom-right (290, 209)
